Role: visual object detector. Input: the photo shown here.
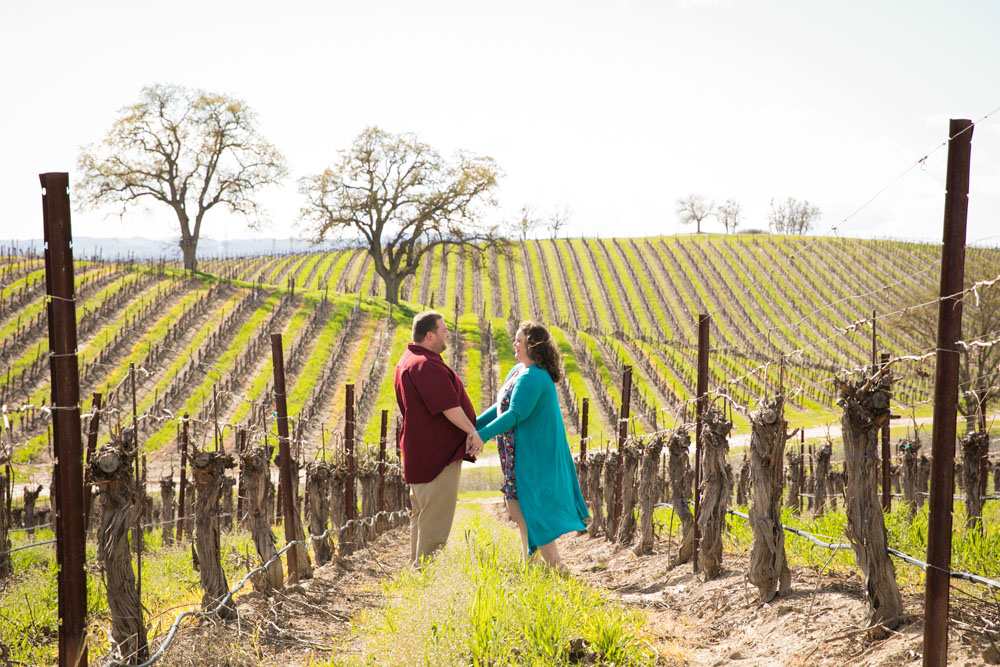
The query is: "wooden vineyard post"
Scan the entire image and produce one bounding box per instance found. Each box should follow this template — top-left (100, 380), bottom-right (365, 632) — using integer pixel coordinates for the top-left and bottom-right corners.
top-left (40, 172), bottom-right (88, 667)
top-left (341, 384), bottom-right (357, 556)
top-left (612, 366), bottom-right (632, 536)
top-left (271, 333), bottom-right (312, 581)
top-left (83, 392), bottom-right (102, 531)
top-left (693, 313), bottom-right (710, 572)
top-left (924, 118), bottom-right (973, 667)
top-left (880, 352), bottom-right (892, 512)
top-left (177, 415), bottom-right (190, 542)
top-left (378, 409), bottom-right (388, 531)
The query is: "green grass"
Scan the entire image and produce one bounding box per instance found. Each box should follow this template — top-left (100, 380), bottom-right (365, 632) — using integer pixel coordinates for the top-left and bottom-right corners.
top-left (330, 508), bottom-right (657, 667)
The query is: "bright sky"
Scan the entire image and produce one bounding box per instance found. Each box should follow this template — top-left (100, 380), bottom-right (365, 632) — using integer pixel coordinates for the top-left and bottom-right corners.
top-left (2, 0), bottom-right (999, 248)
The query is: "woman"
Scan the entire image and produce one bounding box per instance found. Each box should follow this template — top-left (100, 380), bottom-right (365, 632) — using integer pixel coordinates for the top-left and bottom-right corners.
top-left (474, 321), bottom-right (589, 570)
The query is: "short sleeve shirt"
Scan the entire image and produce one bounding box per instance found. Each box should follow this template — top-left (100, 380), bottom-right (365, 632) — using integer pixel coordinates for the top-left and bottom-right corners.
top-left (394, 344), bottom-right (476, 484)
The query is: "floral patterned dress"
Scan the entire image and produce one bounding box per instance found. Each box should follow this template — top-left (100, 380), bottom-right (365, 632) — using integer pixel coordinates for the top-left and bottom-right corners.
top-left (497, 367), bottom-right (525, 500)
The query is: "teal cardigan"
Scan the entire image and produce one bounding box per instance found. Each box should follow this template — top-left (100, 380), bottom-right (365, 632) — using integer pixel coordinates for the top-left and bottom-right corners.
top-left (477, 363), bottom-right (589, 552)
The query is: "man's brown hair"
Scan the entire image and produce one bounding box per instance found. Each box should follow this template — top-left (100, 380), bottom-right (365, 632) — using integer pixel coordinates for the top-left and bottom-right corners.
top-left (412, 310), bottom-right (444, 342)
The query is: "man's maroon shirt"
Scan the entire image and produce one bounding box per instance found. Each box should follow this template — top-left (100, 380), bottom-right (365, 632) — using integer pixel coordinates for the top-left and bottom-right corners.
top-left (394, 343), bottom-right (476, 484)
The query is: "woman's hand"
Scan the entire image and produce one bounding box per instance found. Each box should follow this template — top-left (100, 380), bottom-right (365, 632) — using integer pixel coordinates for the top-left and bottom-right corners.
top-left (466, 431), bottom-right (484, 456)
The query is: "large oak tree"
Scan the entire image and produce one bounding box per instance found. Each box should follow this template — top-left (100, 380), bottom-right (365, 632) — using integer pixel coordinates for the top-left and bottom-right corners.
top-left (77, 84), bottom-right (287, 271)
top-left (299, 127), bottom-right (503, 304)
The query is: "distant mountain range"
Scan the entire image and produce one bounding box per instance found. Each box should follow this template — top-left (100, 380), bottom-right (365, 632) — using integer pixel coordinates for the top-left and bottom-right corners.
top-left (3, 236), bottom-right (344, 259)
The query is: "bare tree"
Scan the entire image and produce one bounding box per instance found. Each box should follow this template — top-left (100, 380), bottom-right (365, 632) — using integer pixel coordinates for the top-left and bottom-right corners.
top-left (675, 194), bottom-right (715, 233)
top-left (77, 84), bottom-right (287, 272)
top-left (767, 197), bottom-right (820, 235)
top-left (517, 204), bottom-right (539, 241)
top-left (716, 199), bottom-right (742, 234)
top-left (547, 205), bottom-right (572, 239)
top-left (299, 127), bottom-right (503, 304)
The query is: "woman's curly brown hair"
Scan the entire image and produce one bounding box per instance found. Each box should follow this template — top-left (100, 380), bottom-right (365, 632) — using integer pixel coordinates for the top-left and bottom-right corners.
top-left (520, 321), bottom-right (562, 382)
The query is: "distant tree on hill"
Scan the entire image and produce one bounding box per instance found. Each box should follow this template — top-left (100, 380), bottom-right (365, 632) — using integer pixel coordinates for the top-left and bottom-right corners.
top-left (716, 199), bottom-right (742, 234)
top-left (547, 205), bottom-right (572, 239)
top-left (76, 84), bottom-right (287, 272)
top-left (298, 126), bottom-right (503, 305)
top-left (767, 198), bottom-right (820, 235)
top-left (517, 204), bottom-right (540, 241)
top-left (675, 195), bottom-right (715, 233)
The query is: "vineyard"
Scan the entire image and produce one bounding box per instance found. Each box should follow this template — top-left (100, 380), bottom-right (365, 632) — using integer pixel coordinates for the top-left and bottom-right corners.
top-left (2, 226), bottom-right (1000, 665)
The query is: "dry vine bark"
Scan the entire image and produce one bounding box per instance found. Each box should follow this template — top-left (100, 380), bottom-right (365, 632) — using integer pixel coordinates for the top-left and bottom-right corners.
top-left (359, 465), bottom-right (377, 544)
top-left (89, 428), bottom-right (149, 664)
top-left (220, 474), bottom-right (235, 532)
top-left (240, 445), bottom-right (283, 592)
top-left (668, 429), bottom-right (695, 568)
top-left (160, 476), bottom-right (175, 546)
top-left (586, 452), bottom-right (605, 538)
top-left (634, 437), bottom-right (664, 556)
top-left (836, 372), bottom-right (903, 637)
top-left (615, 444), bottom-right (642, 545)
top-left (698, 407), bottom-right (733, 580)
top-left (960, 430), bottom-right (990, 532)
top-left (306, 460), bottom-right (333, 564)
top-left (736, 454), bottom-right (750, 506)
top-left (747, 399), bottom-right (791, 602)
top-left (192, 449), bottom-right (237, 618)
top-left (785, 451), bottom-right (801, 511)
top-left (330, 464), bottom-right (350, 556)
top-left (22, 485), bottom-right (42, 536)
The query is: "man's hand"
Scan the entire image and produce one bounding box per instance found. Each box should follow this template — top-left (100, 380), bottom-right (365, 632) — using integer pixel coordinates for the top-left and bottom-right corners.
top-left (466, 431), bottom-right (484, 456)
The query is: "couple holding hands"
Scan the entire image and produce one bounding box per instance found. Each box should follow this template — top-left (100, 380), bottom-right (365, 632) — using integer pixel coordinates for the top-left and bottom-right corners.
top-left (394, 311), bottom-right (589, 571)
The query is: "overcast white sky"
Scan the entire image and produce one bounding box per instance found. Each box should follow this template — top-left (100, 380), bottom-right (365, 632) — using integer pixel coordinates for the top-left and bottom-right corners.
top-left (2, 0), bottom-right (999, 248)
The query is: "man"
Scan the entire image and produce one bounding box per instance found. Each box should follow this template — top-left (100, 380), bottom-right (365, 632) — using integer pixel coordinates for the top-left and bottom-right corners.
top-left (395, 310), bottom-right (484, 566)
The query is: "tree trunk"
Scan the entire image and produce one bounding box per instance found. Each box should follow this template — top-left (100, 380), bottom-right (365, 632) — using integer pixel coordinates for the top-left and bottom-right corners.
top-left (634, 437), bottom-right (665, 556)
top-left (747, 400), bottom-right (791, 602)
top-left (192, 450), bottom-right (237, 618)
top-left (837, 374), bottom-right (903, 636)
top-left (90, 432), bottom-right (149, 664)
top-left (382, 271), bottom-right (403, 305)
top-left (241, 446), bottom-right (283, 592)
top-left (615, 444), bottom-right (641, 545)
top-left (180, 235), bottom-right (198, 273)
top-left (961, 431), bottom-right (989, 532)
top-left (668, 430), bottom-right (695, 568)
top-left (698, 407), bottom-right (733, 580)
top-left (586, 452), bottom-right (605, 538)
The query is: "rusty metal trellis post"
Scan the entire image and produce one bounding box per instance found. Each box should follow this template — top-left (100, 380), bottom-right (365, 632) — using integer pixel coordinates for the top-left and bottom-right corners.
top-left (694, 313), bottom-right (710, 573)
top-left (83, 392), bottom-right (102, 530)
top-left (271, 333), bottom-right (300, 579)
top-left (880, 352), bottom-right (892, 512)
top-left (345, 384), bottom-right (356, 538)
top-left (177, 414), bottom-right (189, 542)
top-left (923, 118), bottom-right (973, 667)
top-left (378, 410), bottom-right (388, 513)
top-left (40, 172), bottom-right (87, 667)
top-left (580, 398), bottom-right (589, 460)
top-left (612, 367), bottom-right (632, 535)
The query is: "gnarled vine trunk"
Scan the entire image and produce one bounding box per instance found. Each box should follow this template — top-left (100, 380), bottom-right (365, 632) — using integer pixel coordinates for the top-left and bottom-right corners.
top-left (615, 444), bottom-right (641, 545)
top-left (837, 373), bottom-right (903, 636)
top-left (0, 469), bottom-right (8, 577)
top-left (602, 452), bottom-right (619, 542)
top-left (241, 446), bottom-right (283, 592)
top-left (785, 451), bottom-right (801, 512)
top-left (634, 437), bottom-right (664, 556)
top-left (306, 461), bottom-right (333, 564)
top-left (668, 429), bottom-right (695, 568)
top-left (192, 450), bottom-right (237, 618)
top-left (960, 431), bottom-right (989, 532)
top-left (747, 400), bottom-right (791, 602)
top-left (90, 431), bottom-right (149, 664)
top-left (697, 408), bottom-right (733, 580)
top-left (160, 476), bottom-right (175, 546)
top-left (814, 442), bottom-right (832, 516)
top-left (900, 440), bottom-right (920, 518)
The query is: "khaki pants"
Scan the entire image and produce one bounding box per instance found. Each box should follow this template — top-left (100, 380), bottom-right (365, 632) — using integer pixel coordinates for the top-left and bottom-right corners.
top-left (409, 460), bottom-right (462, 566)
